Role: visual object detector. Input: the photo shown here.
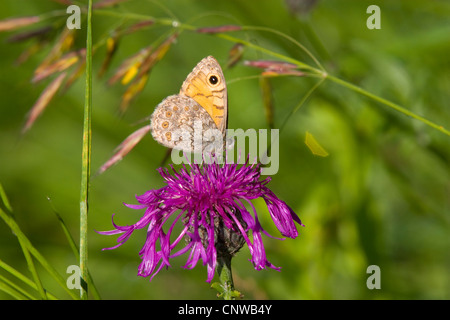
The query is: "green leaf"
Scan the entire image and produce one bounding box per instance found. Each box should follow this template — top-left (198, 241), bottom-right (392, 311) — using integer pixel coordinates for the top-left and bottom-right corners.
top-left (0, 259), bottom-right (58, 300)
top-left (0, 182), bottom-right (13, 212)
top-left (305, 131), bottom-right (329, 157)
top-left (0, 208), bottom-right (79, 300)
top-left (49, 198), bottom-right (101, 300)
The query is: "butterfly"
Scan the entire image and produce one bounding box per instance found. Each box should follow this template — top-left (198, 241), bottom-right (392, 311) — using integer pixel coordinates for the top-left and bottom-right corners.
top-left (150, 56), bottom-right (228, 154)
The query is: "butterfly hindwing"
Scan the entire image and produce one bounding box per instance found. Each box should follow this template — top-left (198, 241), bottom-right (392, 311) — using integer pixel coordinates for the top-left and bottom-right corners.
top-left (150, 95), bottom-right (220, 153)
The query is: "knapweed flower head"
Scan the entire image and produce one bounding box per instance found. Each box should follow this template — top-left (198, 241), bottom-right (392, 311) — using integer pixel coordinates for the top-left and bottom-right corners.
top-left (99, 156), bottom-right (304, 282)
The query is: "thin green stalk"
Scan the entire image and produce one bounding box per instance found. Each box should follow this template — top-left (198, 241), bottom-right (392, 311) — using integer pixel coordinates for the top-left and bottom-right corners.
top-left (0, 280), bottom-right (28, 300)
top-left (240, 25), bottom-right (326, 72)
top-left (0, 182), bottom-right (13, 213)
top-left (259, 77), bottom-right (325, 164)
top-left (92, 9), bottom-right (200, 32)
top-left (52, 205), bottom-right (101, 300)
top-left (0, 274), bottom-right (36, 300)
top-left (93, 9), bottom-right (156, 21)
top-left (325, 74), bottom-right (450, 136)
top-left (37, 9), bottom-right (67, 21)
top-left (0, 259), bottom-right (34, 288)
top-left (18, 238), bottom-right (47, 299)
top-left (0, 208), bottom-right (79, 299)
top-left (217, 33), bottom-right (318, 73)
top-left (0, 259), bottom-right (58, 300)
top-left (280, 77), bottom-right (325, 132)
top-left (79, 0), bottom-right (93, 300)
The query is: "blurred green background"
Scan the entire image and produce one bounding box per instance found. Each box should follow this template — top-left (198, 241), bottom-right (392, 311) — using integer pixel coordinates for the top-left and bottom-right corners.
top-left (0, 0), bottom-right (449, 300)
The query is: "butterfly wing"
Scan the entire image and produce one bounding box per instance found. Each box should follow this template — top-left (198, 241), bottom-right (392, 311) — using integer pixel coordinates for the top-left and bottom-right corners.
top-left (150, 95), bottom-right (223, 154)
top-left (179, 56), bottom-right (228, 135)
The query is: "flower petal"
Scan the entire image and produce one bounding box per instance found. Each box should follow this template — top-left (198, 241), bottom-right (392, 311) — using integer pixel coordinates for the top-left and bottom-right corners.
top-left (99, 154), bottom-right (303, 282)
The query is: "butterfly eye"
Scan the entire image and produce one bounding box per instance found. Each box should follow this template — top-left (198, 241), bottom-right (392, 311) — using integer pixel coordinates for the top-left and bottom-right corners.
top-left (208, 75), bottom-right (219, 85)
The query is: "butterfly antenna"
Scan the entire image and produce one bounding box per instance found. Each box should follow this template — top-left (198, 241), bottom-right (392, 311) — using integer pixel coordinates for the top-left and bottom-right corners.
top-left (160, 148), bottom-right (172, 167)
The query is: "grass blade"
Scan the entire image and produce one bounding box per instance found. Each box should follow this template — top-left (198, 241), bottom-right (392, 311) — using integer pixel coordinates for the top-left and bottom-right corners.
top-left (0, 280), bottom-right (28, 300)
top-left (17, 238), bottom-right (47, 299)
top-left (79, 0), bottom-right (93, 300)
top-left (0, 274), bottom-right (37, 300)
top-left (0, 182), bottom-right (13, 212)
top-left (0, 208), bottom-right (79, 299)
top-left (0, 259), bottom-right (58, 300)
top-left (49, 198), bottom-right (101, 299)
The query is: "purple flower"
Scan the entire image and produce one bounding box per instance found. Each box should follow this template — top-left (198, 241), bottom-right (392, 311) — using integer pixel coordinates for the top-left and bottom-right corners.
top-left (98, 156), bottom-right (304, 282)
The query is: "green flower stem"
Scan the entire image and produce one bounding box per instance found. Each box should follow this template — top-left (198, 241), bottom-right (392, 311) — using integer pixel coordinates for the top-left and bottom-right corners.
top-left (216, 255), bottom-right (240, 300)
top-left (79, 0), bottom-right (93, 300)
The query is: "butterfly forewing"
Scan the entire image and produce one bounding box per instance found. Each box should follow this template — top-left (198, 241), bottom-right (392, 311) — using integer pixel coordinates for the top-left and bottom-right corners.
top-left (180, 56), bottom-right (228, 135)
